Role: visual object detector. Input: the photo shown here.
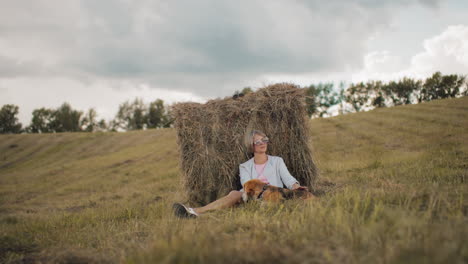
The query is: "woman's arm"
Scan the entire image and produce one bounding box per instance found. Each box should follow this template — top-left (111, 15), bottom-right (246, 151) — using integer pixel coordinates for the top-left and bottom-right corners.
top-left (291, 183), bottom-right (308, 190)
top-left (239, 164), bottom-right (251, 188)
top-left (278, 157), bottom-right (300, 189)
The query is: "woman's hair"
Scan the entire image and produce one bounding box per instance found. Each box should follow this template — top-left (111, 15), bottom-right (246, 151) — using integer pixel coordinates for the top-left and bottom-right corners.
top-left (244, 129), bottom-right (267, 154)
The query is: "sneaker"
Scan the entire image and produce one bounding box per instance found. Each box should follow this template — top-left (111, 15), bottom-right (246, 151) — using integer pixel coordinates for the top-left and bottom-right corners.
top-left (173, 203), bottom-right (198, 218)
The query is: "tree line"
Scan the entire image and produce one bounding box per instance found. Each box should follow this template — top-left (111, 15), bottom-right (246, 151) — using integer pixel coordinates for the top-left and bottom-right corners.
top-left (0, 98), bottom-right (171, 134)
top-left (303, 71), bottom-right (466, 118)
top-left (1, 71), bottom-right (466, 134)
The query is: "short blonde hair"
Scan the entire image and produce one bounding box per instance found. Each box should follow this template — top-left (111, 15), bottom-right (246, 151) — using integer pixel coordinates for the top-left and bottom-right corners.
top-left (245, 129), bottom-right (267, 153)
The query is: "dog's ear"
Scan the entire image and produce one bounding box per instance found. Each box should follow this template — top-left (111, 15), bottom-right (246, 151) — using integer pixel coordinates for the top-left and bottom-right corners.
top-left (245, 184), bottom-right (255, 198)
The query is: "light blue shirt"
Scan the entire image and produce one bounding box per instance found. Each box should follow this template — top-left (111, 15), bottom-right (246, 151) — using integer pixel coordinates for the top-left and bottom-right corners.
top-left (239, 155), bottom-right (299, 191)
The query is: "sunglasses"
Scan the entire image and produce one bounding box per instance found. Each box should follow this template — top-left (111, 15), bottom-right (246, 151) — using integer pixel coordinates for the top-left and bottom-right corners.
top-left (253, 137), bottom-right (269, 146)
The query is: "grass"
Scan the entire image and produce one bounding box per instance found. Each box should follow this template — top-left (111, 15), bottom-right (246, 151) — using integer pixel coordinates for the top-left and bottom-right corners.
top-left (1, 97), bottom-right (467, 263)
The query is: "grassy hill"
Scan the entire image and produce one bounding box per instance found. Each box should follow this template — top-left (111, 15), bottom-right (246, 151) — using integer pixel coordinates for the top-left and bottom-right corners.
top-left (1, 97), bottom-right (467, 263)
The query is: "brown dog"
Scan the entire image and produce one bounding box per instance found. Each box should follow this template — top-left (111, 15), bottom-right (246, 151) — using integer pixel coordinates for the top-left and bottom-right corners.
top-left (242, 179), bottom-right (314, 203)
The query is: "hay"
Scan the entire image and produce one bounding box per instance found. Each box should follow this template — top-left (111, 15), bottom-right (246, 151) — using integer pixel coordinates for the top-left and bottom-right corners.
top-left (172, 83), bottom-right (319, 205)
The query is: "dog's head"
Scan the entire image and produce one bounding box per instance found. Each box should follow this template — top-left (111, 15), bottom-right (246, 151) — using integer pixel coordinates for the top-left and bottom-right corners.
top-left (242, 179), bottom-right (267, 202)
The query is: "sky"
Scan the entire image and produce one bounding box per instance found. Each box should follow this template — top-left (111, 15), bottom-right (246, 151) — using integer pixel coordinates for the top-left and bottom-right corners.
top-left (0, 0), bottom-right (467, 125)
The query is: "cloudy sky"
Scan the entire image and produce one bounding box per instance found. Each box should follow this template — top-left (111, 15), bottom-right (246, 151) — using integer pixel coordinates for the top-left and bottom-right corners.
top-left (1, 0), bottom-right (467, 125)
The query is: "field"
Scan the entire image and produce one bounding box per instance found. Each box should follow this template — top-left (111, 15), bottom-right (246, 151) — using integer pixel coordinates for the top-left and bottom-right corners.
top-left (0, 97), bottom-right (467, 264)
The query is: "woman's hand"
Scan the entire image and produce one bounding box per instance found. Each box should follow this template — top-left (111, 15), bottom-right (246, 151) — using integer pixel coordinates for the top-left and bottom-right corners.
top-left (292, 183), bottom-right (308, 191)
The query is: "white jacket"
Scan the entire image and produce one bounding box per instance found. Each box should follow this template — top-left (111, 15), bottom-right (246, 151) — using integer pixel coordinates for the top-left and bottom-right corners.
top-left (239, 155), bottom-right (299, 191)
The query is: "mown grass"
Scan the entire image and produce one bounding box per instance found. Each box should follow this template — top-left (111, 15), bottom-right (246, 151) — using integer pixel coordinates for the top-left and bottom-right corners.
top-left (1, 97), bottom-right (467, 263)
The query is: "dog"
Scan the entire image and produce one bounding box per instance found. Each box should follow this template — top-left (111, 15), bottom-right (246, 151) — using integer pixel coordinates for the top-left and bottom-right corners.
top-left (242, 179), bottom-right (314, 203)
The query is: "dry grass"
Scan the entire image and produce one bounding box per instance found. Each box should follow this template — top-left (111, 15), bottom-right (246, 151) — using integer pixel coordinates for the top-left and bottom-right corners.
top-left (0, 96), bottom-right (467, 263)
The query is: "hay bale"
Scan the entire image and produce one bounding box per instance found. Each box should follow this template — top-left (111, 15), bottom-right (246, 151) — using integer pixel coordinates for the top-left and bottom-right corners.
top-left (173, 83), bottom-right (319, 205)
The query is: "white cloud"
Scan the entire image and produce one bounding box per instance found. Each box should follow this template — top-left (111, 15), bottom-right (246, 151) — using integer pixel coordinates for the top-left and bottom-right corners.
top-left (363, 51), bottom-right (403, 73)
top-left (350, 51), bottom-right (405, 82)
top-left (410, 24), bottom-right (468, 76)
top-left (256, 23), bottom-right (468, 89)
top-left (350, 24), bottom-right (468, 83)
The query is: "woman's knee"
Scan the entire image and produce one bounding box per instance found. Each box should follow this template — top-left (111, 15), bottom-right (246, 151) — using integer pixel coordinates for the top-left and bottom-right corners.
top-left (228, 190), bottom-right (243, 199)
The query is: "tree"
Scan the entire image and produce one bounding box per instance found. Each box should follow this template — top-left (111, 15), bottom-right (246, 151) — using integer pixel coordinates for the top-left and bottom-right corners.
top-left (96, 119), bottom-right (108, 132)
top-left (464, 80), bottom-right (468, 96)
top-left (440, 74), bottom-right (465, 98)
top-left (113, 98), bottom-right (147, 131)
top-left (304, 83), bottom-right (342, 117)
top-left (420, 72), bottom-right (465, 102)
top-left (163, 106), bottom-right (174, 128)
top-left (371, 81), bottom-right (386, 108)
top-left (147, 99), bottom-right (167, 128)
top-left (232, 87), bottom-right (253, 99)
top-left (132, 99), bottom-right (146, 130)
top-left (304, 85), bottom-right (320, 117)
top-left (51, 103), bottom-right (83, 132)
top-left (337, 82), bottom-right (348, 114)
top-left (344, 82), bottom-right (371, 112)
top-left (27, 107), bottom-right (55, 133)
top-left (382, 78), bottom-right (421, 106)
top-left (0, 104), bottom-right (22, 134)
top-left (81, 108), bottom-right (98, 132)
top-left (113, 101), bottom-right (131, 131)
top-left (317, 83), bottom-right (341, 117)
top-left (241, 87), bottom-right (253, 95)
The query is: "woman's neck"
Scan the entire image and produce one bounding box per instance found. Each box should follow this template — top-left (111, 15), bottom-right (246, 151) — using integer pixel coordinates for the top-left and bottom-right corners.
top-left (254, 153), bottom-right (268, 164)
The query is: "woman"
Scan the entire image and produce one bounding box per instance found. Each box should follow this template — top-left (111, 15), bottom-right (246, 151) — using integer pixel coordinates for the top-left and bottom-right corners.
top-left (173, 130), bottom-right (307, 218)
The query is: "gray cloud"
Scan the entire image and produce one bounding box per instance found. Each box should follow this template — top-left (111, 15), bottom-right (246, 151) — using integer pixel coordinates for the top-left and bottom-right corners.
top-left (0, 0), bottom-right (442, 97)
top-left (0, 55), bottom-right (45, 77)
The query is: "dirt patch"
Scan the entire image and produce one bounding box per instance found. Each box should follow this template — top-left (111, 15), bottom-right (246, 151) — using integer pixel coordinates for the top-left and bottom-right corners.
top-left (108, 159), bottom-right (134, 168)
top-left (64, 201), bottom-right (97, 212)
top-left (13, 192), bottom-right (39, 204)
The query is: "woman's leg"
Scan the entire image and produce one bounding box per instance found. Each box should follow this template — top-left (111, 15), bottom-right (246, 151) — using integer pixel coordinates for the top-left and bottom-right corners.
top-left (193, 191), bottom-right (243, 215)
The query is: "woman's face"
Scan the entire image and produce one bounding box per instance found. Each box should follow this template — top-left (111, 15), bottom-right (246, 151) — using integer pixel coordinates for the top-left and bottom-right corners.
top-left (253, 134), bottom-right (268, 154)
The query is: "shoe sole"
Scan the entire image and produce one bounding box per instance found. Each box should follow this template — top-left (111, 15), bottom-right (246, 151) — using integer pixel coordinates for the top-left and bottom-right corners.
top-left (173, 203), bottom-right (196, 218)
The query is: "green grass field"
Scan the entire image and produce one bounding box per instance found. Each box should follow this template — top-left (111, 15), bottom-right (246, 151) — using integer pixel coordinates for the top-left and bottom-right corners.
top-left (1, 97), bottom-right (467, 264)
